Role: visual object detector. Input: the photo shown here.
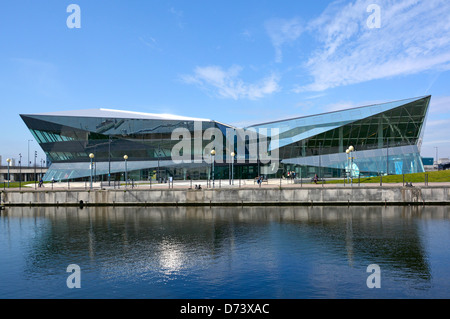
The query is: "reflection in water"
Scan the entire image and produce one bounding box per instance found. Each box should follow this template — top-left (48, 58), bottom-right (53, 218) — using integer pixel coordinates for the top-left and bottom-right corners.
top-left (0, 205), bottom-right (449, 298)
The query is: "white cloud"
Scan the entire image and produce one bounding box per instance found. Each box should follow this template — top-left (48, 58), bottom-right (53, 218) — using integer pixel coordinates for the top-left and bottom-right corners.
top-left (296, 0), bottom-right (450, 92)
top-left (265, 17), bottom-right (303, 63)
top-left (181, 65), bottom-right (280, 100)
top-left (417, 95), bottom-right (450, 156)
top-left (429, 96), bottom-right (450, 114)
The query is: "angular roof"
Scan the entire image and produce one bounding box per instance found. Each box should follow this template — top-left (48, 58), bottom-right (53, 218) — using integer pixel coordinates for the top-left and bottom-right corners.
top-left (248, 95), bottom-right (431, 151)
top-left (248, 96), bottom-right (430, 128)
top-left (22, 108), bottom-right (211, 122)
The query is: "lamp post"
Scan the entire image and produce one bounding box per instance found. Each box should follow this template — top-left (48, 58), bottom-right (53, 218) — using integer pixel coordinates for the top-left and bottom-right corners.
top-left (108, 136), bottom-right (112, 186)
top-left (34, 151), bottom-right (37, 190)
top-left (435, 146), bottom-right (438, 167)
top-left (210, 149), bottom-right (216, 188)
top-left (124, 155), bottom-right (128, 188)
top-left (346, 145), bottom-right (355, 186)
top-left (345, 148), bottom-right (350, 184)
top-left (28, 139), bottom-right (33, 167)
top-left (6, 158), bottom-right (11, 188)
top-left (89, 153), bottom-right (95, 189)
top-left (19, 153), bottom-right (22, 190)
top-left (231, 151), bottom-right (235, 186)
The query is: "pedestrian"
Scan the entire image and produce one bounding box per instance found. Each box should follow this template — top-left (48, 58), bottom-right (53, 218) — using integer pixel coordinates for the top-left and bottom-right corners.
top-left (313, 174), bottom-right (318, 184)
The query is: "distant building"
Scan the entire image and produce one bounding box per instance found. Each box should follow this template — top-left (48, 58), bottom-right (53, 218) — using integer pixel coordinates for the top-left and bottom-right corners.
top-left (20, 95), bottom-right (431, 182)
top-left (422, 157), bottom-right (435, 172)
top-left (422, 157), bottom-right (434, 166)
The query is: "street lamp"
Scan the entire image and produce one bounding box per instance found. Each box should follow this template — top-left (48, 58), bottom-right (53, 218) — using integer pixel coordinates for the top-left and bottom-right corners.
top-left (124, 155), bottom-right (128, 187)
top-left (435, 146), bottom-right (438, 167)
top-left (345, 148), bottom-right (350, 184)
top-left (89, 153), bottom-right (95, 189)
top-left (28, 140), bottom-right (33, 167)
top-left (108, 136), bottom-right (112, 186)
top-left (6, 158), bottom-right (11, 188)
top-left (346, 145), bottom-right (355, 186)
top-left (210, 149), bottom-right (216, 188)
top-left (231, 151), bottom-right (235, 186)
top-left (34, 151), bottom-right (37, 190)
top-left (19, 153), bottom-right (22, 190)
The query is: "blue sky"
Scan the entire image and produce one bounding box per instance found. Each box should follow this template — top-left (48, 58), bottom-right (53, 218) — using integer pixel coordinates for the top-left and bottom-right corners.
top-left (1, 0), bottom-right (449, 165)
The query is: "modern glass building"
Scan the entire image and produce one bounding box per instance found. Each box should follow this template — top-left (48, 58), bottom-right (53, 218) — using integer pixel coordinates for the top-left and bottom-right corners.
top-left (20, 95), bottom-right (431, 182)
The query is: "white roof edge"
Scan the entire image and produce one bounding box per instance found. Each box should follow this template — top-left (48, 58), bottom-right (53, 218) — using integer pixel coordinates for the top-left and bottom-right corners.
top-left (24, 108), bottom-right (212, 122)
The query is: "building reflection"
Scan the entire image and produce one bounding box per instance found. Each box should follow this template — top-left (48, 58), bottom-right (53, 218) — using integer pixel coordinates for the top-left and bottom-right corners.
top-left (2, 205), bottom-right (449, 287)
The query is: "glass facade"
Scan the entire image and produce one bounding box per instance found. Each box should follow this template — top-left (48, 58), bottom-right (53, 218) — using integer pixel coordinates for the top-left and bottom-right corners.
top-left (20, 96), bottom-right (431, 181)
top-left (249, 95), bottom-right (430, 178)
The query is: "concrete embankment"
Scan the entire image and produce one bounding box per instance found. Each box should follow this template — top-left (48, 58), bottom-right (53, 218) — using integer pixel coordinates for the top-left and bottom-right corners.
top-left (1, 185), bottom-right (449, 207)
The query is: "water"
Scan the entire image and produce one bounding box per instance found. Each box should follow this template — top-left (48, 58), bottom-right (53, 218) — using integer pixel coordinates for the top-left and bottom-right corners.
top-left (0, 205), bottom-right (449, 299)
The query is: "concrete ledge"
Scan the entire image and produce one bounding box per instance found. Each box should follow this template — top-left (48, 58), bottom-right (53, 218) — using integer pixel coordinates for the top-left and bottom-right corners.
top-left (1, 186), bottom-right (450, 207)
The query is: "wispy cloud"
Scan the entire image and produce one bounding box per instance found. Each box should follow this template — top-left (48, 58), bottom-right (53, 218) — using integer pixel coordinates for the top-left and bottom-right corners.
top-left (180, 65), bottom-right (280, 100)
top-left (416, 95), bottom-right (450, 156)
top-left (265, 17), bottom-right (303, 63)
top-left (295, 0), bottom-right (450, 92)
top-left (429, 96), bottom-right (450, 114)
top-left (11, 58), bottom-right (65, 99)
top-left (169, 6), bottom-right (184, 29)
top-left (139, 36), bottom-right (161, 51)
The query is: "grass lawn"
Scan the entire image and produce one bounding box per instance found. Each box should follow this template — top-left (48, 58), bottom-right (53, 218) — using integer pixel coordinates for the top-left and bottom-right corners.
top-left (326, 170), bottom-right (450, 184)
top-left (1, 181), bottom-right (40, 189)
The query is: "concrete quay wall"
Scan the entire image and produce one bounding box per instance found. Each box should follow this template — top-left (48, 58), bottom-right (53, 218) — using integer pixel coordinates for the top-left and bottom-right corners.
top-left (1, 186), bottom-right (449, 207)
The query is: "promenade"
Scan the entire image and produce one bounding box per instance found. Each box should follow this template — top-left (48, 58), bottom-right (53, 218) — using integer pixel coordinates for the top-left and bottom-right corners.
top-left (1, 178), bottom-right (450, 207)
top-left (3, 177), bottom-right (448, 191)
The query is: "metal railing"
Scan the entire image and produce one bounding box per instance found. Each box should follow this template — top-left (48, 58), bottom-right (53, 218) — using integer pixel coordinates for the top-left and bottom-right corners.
top-left (0, 172), bottom-right (436, 190)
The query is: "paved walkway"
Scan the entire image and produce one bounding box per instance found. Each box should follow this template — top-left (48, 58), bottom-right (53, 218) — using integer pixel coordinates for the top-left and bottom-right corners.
top-left (3, 179), bottom-right (450, 191)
